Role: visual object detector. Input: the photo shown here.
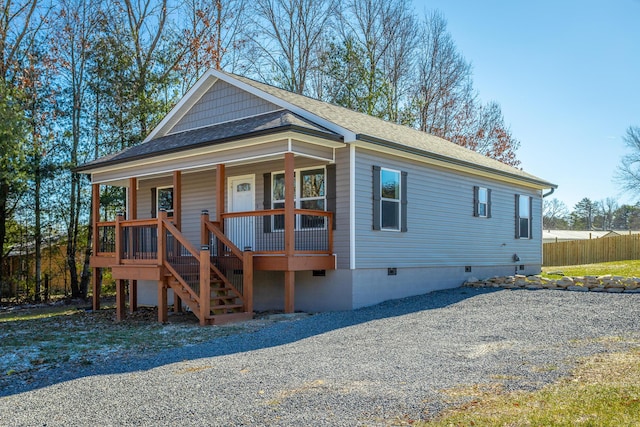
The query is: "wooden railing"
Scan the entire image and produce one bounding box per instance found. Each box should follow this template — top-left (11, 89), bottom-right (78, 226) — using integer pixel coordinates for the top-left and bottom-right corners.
top-left (202, 212), bottom-right (253, 314)
top-left (220, 209), bottom-right (333, 254)
top-left (96, 221), bottom-right (116, 255)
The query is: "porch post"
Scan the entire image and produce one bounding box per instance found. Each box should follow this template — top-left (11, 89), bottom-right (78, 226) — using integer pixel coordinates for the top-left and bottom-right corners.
top-left (284, 152), bottom-right (295, 313)
top-left (173, 171), bottom-right (182, 230)
top-left (158, 278), bottom-right (168, 323)
top-left (91, 183), bottom-right (100, 310)
top-left (128, 178), bottom-right (138, 314)
top-left (216, 164), bottom-right (225, 226)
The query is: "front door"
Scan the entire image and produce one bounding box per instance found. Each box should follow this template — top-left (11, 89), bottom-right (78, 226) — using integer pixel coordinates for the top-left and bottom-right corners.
top-left (228, 175), bottom-right (255, 250)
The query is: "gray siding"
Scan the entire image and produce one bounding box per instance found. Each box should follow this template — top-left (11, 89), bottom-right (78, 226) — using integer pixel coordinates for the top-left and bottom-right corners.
top-left (170, 80), bottom-right (280, 133)
top-left (334, 147), bottom-right (350, 269)
top-left (354, 147), bottom-right (542, 270)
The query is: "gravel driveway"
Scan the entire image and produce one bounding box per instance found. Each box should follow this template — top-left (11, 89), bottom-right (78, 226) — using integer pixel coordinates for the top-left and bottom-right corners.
top-left (1, 287), bottom-right (639, 426)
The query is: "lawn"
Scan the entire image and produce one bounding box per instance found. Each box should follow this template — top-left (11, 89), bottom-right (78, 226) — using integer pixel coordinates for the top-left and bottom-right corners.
top-left (542, 259), bottom-right (640, 278)
top-left (423, 349), bottom-right (640, 426)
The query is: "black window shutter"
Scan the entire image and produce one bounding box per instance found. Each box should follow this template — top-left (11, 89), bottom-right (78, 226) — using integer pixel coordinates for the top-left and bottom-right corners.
top-left (401, 171), bottom-right (408, 232)
top-left (514, 194), bottom-right (520, 239)
top-left (263, 173), bottom-right (271, 233)
top-left (151, 187), bottom-right (157, 218)
top-left (326, 164), bottom-right (337, 230)
top-left (487, 189), bottom-right (492, 218)
top-left (528, 196), bottom-right (533, 239)
top-left (372, 165), bottom-right (381, 230)
top-left (473, 186), bottom-right (479, 217)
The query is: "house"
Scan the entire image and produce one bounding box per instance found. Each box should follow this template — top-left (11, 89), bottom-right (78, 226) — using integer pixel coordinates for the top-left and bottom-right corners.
top-left (77, 69), bottom-right (556, 325)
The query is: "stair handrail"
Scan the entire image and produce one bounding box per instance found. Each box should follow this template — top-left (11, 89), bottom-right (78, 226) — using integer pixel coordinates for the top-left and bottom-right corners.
top-left (159, 211), bottom-right (205, 308)
top-left (201, 211), bottom-right (252, 312)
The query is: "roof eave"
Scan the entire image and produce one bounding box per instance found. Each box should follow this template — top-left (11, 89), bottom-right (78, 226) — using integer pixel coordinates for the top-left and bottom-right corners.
top-left (75, 125), bottom-right (344, 173)
top-left (355, 133), bottom-right (557, 190)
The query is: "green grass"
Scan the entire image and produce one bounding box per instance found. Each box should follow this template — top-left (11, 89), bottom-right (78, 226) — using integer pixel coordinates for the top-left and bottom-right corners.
top-left (542, 259), bottom-right (640, 278)
top-left (422, 349), bottom-right (640, 426)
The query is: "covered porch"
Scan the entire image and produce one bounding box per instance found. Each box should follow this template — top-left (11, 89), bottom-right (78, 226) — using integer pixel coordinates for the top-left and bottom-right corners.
top-left (90, 145), bottom-right (338, 324)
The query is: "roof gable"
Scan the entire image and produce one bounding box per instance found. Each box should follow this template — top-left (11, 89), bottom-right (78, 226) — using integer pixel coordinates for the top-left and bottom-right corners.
top-left (169, 79), bottom-right (281, 134)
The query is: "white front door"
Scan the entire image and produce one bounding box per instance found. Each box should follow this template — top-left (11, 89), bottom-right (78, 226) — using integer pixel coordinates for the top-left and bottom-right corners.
top-left (228, 175), bottom-right (255, 250)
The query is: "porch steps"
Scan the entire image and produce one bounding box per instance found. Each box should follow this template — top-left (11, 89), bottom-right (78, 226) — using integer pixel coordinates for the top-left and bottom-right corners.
top-left (164, 271), bottom-right (252, 325)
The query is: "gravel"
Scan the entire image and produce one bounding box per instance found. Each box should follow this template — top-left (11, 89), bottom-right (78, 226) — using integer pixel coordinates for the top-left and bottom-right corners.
top-left (1, 287), bottom-right (639, 426)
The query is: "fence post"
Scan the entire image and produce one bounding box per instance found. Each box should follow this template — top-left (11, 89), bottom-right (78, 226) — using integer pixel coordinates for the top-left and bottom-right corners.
top-left (200, 245), bottom-right (211, 326)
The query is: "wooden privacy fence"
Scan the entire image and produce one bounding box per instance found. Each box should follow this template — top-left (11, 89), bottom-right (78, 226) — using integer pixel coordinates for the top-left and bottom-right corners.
top-left (543, 233), bottom-right (640, 266)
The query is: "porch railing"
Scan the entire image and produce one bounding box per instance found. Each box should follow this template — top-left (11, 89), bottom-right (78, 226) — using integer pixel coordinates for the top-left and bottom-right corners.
top-left (96, 222), bottom-right (116, 255)
top-left (220, 209), bottom-right (333, 254)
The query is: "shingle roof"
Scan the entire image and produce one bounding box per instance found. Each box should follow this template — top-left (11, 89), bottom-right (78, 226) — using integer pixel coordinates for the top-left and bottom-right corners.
top-left (77, 69), bottom-right (555, 189)
top-left (77, 109), bottom-right (340, 171)
top-left (227, 72), bottom-right (555, 188)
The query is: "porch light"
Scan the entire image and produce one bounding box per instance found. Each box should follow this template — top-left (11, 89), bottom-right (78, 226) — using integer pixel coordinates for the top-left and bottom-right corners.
top-left (512, 253), bottom-right (520, 262)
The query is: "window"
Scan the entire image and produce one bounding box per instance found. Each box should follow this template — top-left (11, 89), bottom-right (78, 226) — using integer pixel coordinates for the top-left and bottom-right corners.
top-left (381, 169), bottom-right (400, 230)
top-left (157, 186), bottom-right (174, 217)
top-left (473, 186), bottom-right (492, 218)
top-left (373, 166), bottom-right (407, 232)
top-left (515, 194), bottom-right (532, 239)
top-left (271, 167), bottom-right (326, 230)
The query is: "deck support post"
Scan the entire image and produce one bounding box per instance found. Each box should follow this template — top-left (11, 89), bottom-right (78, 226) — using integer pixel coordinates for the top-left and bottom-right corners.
top-left (116, 279), bottom-right (126, 321)
top-left (92, 268), bottom-right (101, 311)
top-left (129, 280), bottom-right (137, 314)
top-left (158, 279), bottom-right (168, 323)
top-left (243, 251), bottom-right (254, 314)
top-left (91, 183), bottom-right (100, 310)
top-left (284, 152), bottom-right (295, 313)
top-left (284, 271), bottom-right (295, 313)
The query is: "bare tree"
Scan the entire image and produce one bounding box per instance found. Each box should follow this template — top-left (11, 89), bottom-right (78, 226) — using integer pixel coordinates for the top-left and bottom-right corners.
top-left (249, 0), bottom-right (338, 94)
top-left (410, 11), bottom-right (474, 138)
top-left (178, 0), bottom-right (249, 91)
top-left (543, 198), bottom-right (569, 230)
top-left (616, 126), bottom-right (640, 196)
top-left (336, 0), bottom-right (417, 119)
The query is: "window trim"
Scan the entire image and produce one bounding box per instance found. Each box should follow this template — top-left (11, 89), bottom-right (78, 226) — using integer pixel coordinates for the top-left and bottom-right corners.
top-left (271, 166), bottom-right (327, 231)
top-left (515, 194), bottom-right (532, 239)
top-left (156, 185), bottom-right (174, 217)
top-left (380, 167), bottom-right (402, 231)
top-left (373, 166), bottom-right (407, 232)
top-left (473, 186), bottom-right (492, 218)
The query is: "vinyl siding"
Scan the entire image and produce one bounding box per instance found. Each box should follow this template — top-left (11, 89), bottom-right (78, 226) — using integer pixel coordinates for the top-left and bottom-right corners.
top-left (354, 147), bottom-right (542, 269)
top-left (134, 158), bottom-right (344, 258)
top-left (334, 147), bottom-right (350, 269)
top-left (170, 80), bottom-right (280, 134)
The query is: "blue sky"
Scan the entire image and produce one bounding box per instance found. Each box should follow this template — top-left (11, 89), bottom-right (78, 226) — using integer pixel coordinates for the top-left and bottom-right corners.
top-left (412, 0), bottom-right (640, 209)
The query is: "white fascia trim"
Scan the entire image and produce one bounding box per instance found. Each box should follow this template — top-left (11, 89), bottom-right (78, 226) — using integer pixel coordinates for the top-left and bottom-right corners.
top-left (349, 143), bottom-right (356, 270)
top-left (144, 72), bottom-right (219, 142)
top-left (210, 70), bottom-right (358, 142)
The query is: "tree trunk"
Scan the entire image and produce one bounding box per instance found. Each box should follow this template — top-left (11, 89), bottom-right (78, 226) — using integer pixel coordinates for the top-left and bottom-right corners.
top-left (34, 161), bottom-right (41, 302)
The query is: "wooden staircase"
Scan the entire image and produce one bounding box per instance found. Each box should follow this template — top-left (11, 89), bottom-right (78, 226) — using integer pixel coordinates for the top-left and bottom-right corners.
top-left (165, 263), bottom-right (252, 325)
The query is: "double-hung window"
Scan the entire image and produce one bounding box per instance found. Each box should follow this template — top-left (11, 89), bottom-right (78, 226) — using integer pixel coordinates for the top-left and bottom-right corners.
top-left (373, 166), bottom-right (407, 232)
top-left (271, 167), bottom-right (326, 230)
top-left (473, 186), bottom-right (491, 218)
top-left (515, 194), bottom-right (532, 239)
top-left (152, 186), bottom-right (174, 218)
